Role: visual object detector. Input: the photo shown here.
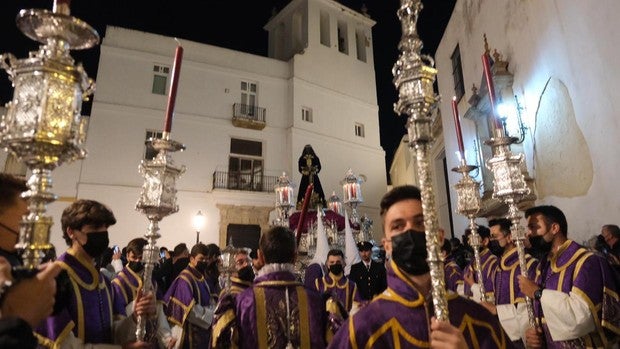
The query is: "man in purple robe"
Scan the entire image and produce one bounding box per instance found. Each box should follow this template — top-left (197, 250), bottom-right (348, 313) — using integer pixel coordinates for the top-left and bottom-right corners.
top-left (314, 249), bottom-right (362, 314)
top-left (440, 234), bottom-right (464, 293)
top-left (211, 226), bottom-right (345, 348)
top-left (111, 238), bottom-right (176, 348)
top-left (329, 185), bottom-right (515, 348)
top-left (478, 218), bottom-right (539, 348)
top-left (163, 243), bottom-right (215, 349)
top-left (210, 248), bottom-right (254, 348)
top-left (35, 199), bottom-right (156, 348)
top-left (518, 205), bottom-right (620, 348)
top-left (462, 225), bottom-right (498, 302)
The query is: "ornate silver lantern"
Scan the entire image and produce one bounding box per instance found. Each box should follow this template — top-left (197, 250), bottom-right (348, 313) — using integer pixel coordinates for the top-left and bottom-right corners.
top-left (482, 47), bottom-right (536, 327)
top-left (274, 172), bottom-right (294, 227)
top-left (135, 134), bottom-right (185, 340)
top-left (452, 160), bottom-right (490, 302)
top-left (327, 190), bottom-right (343, 215)
top-left (0, 1), bottom-right (99, 270)
top-left (219, 239), bottom-right (236, 291)
top-left (341, 168), bottom-right (364, 225)
top-left (393, 0), bottom-right (448, 321)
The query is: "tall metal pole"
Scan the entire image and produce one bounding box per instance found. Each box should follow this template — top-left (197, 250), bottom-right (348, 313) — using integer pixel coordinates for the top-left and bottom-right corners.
top-left (135, 134), bottom-right (186, 340)
top-left (393, 0), bottom-right (448, 321)
top-left (482, 50), bottom-right (536, 328)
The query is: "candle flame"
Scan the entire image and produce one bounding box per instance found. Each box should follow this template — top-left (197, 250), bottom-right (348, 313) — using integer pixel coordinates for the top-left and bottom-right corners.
top-left (174, 38), bottom-right (182, 46)
top-left (452, 96), bottom-right (457, 101)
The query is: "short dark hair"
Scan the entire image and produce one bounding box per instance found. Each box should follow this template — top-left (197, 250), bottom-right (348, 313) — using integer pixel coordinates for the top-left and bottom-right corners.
top-left (476, 225), bottom-right (491, 239)
top-left (126, 238), bottom-right (148, 256)
top-left (204, 243), bottom-right (221, 259)
top-left (603, 225), bottom-right (620, 239)
top-left (260, 226), bottom-right (296, 264)
top-left (488, 218), bottom-right (512, 236)
top-left (190, 243), bottom-right (210, 257)
top-left (61, 200), bottom-right (116, 245)
top-left (326, 249), bottom-right (344, 262)
top-left (380, 185), bottom-right (422, 217)
top-left (525, 205), bottom-right (568, 237)
top-left (0, 173), bottom-right (27, 214)
top-left (173, 243), bottom-right (188, 256)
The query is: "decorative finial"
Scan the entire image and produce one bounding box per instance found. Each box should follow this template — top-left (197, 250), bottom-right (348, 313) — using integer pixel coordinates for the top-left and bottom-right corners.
top-left (492, 49), bottom-right (501, 63)
top-left (361, 3), bottom-right (371, 18)
top-left (483, 33), bottom-right (490, 55)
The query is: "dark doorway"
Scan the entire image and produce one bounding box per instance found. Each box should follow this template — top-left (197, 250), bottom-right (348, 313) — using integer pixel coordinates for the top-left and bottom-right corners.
top-left (226, 224), bottom-right (260, 252)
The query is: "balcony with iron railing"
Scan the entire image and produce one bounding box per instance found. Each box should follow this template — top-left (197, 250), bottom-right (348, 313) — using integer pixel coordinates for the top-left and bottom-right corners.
top-left (213, 171), bottom-right (278, 193)
top-left (232, 103), bottom-right (266, 130)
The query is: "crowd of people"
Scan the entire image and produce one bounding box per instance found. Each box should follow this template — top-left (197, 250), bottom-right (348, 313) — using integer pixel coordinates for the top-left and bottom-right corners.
top-left (2, 172), bottom-right (620, 348)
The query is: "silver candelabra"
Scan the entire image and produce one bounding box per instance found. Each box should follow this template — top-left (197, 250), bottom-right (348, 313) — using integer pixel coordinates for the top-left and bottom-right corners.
top-left (393, 0), bottom-right (448, 321)
top-left (451, 160), bottom-right (490, 302)
top-left (135, 133), bottom-right (186, 340)
top-left (485, 128), bottom-right (535, 327)
top-left (0, 1), bottom-right (98, 270)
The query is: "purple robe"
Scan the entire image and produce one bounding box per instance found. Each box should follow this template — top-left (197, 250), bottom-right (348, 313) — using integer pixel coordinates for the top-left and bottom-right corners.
top-left (444, 256), bottom-right (464, 292)
top-left (163, 265), bottom-right (212, 349)
top-left (535, 240), bottom-right (620, 348)
top-left (36, 250), bottom-right (124, 347)
top-left (328, 259), bottom-right (516, 348)
top-left (464, 248), bottom-right (498, 300)
top-left (111, 266), bottom-right (161, 346)
top-left (304, 262), bottom-right (325, 289)
top-left (314, 272), bottom-right (362, 312)
top-left (494, 247), bottom-right (538, 305)
top-left (213, 266), bottom-right (338, 348)
top-left (211, 276), bottom-right (252, 348)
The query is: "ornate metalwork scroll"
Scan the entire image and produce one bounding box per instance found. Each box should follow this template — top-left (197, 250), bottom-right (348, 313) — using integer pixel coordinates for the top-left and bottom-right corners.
top-left (393, 0), bottom-right (448, 321)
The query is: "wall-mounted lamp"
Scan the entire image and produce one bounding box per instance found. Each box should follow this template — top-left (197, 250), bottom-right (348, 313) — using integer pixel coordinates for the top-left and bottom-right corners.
top-left (496, 95), bottom-right (528, 144)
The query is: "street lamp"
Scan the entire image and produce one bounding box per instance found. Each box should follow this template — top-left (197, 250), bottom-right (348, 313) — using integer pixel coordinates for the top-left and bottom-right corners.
top-left (192, 211), bottom-right (206, 244)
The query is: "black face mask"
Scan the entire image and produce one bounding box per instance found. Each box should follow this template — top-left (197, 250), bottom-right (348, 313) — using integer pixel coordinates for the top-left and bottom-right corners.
top-left (128, 261), bottom-right (144, 273)
top-left (81, 231), bottom-right (109, 259)
top-left (195, 261), bottom-right (208, 273)
top-left (328, 264), bottom-right (344, 276)
top-left (391, 229), bottom-right (429, 276)
top-left (237, 265), bottom-right (255, 283)
top-left (488, 240), bottom-right (504, 257)
top-left (529, 235), bottom-right (552, 255)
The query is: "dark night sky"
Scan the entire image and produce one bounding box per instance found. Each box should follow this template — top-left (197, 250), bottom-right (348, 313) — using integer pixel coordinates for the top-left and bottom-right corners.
top-left (0, 0), bottom-right (455, 184)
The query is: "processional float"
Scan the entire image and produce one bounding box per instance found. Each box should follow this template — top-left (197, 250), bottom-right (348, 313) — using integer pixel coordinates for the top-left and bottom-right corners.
top-left (393, 0), bottom-right (448, 321)
top-left (134, 42), bottom-right (186, 339)
top-left (0, 0), bottom-right (98, 272)
top-left (273, 161), bottom-right (373, 279)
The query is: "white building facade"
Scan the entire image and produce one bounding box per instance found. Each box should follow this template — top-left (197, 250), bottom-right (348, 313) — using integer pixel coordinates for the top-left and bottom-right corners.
top-left (1, 0), bottom-right (387, 251)
top-left (394, 0), bottom-right (620, 242)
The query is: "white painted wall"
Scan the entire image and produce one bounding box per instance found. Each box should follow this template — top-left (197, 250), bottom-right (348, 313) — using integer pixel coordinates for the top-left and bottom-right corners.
top-left (434, 0), bottom-right (620, 242)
